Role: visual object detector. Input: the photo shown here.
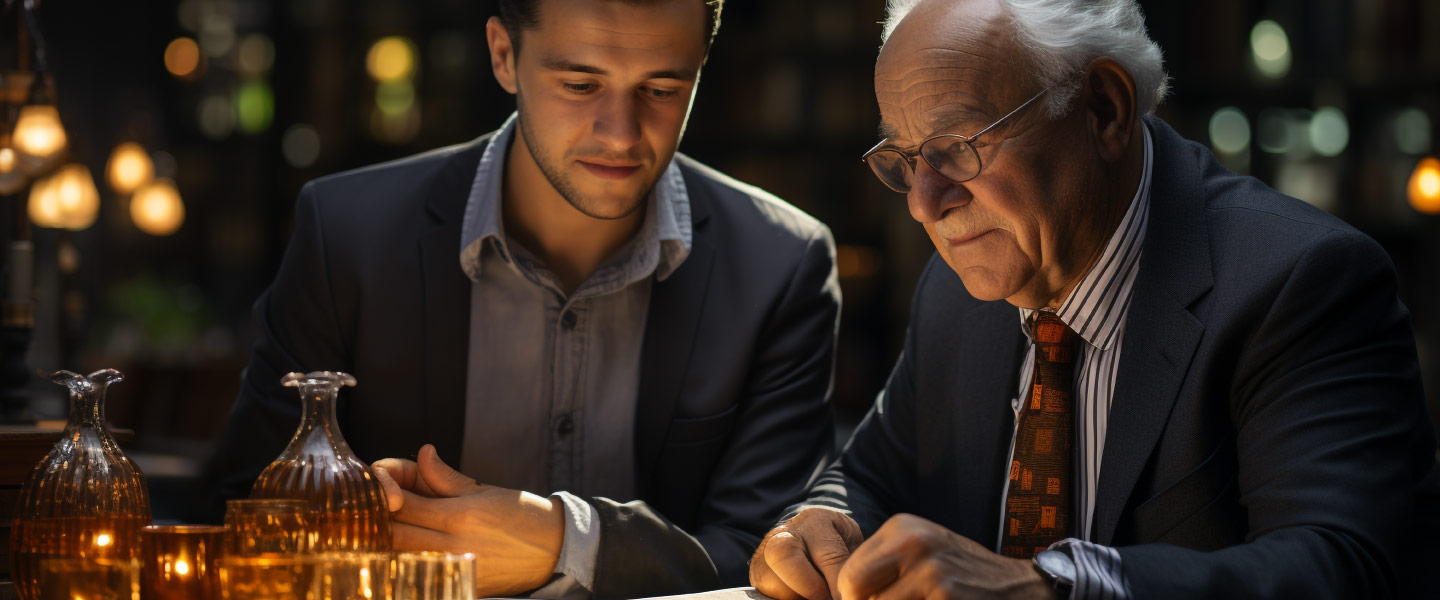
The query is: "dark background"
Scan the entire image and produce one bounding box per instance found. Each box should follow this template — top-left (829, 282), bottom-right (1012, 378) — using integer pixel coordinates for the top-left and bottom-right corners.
top-left (1, 0), bottom-right (1436, 523)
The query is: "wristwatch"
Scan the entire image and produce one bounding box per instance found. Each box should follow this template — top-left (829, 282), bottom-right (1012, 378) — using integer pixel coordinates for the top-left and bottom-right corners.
top-left (1033, 549), bottom-right (1076, 597)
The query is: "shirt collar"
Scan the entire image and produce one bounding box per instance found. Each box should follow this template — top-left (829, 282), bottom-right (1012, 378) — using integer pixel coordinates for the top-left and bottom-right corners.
top-left (1019, 122), bottom-right (1154, 350)
top-left (459, 112), bottom-right (692, 284)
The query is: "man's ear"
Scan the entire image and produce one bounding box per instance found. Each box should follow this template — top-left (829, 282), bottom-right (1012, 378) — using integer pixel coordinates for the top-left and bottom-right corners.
top-left (486, 16), bottom-right (519, 95)
top-left (1080, 57), bottom-right (1138, 163)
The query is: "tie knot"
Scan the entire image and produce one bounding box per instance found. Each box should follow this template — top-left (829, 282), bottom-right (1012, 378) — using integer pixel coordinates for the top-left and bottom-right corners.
top-left (1028, 311), bottom-right (1077, 346)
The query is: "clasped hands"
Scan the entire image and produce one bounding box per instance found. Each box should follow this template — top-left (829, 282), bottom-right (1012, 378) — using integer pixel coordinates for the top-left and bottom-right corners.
top-left (750, 508), bottom-right (1056, 600)
top-left (371, 444), bottom-right (565, 596)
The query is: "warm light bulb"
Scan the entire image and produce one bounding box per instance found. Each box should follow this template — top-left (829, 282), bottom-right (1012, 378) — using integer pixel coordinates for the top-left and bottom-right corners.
top-left (106, 142), bottom-right (155, 194)
top-left (0, 143), bottom-right (26, 195)
top-left (131, 178), bottom-right (185, 236)
top-left (13, 105), bottom-right (68, 174)
top-left (49, 164), bottom-right (100, 230)
top-left (1410, 157), bottom-right (1440, 215)
top-left (28, 173), bottom-right (61, 228)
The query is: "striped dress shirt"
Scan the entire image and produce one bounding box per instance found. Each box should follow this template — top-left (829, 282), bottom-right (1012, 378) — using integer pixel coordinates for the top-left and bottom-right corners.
top-left (1006, 123), bottom-right (1153, 599)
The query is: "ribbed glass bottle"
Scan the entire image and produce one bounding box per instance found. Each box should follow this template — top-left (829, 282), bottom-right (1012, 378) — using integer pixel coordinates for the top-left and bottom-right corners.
top-left (249, 371), bottom-right (392, 552)
top-left (8, 369), bottom-right (152, 600)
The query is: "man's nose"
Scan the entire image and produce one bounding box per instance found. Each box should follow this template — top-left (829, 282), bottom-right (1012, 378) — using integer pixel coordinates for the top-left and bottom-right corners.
top-left (906, 159), bottom-right (972, 223)
top-left (593, 91), bottom-right (643, 150)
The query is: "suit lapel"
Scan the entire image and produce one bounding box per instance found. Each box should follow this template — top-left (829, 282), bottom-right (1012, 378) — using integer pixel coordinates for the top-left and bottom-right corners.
top-left (633, 163), bottom-right (715, 498)
top-left (419, 136), bottom-right (491, 465)
top-left (1091, 117), bottom-right (1213, 544)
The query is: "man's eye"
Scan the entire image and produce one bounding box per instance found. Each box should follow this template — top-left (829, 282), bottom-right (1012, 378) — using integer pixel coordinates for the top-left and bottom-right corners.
top-left (642, 86), bottom-right (678, 100)
top-left (563, 82), bottom-right (595, 94)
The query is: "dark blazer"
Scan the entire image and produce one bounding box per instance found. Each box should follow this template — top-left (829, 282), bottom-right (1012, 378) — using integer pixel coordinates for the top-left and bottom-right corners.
top-left (205, 132), bottom-right (840, 598)
top-left (813, 116), bottom-right (1440, 598)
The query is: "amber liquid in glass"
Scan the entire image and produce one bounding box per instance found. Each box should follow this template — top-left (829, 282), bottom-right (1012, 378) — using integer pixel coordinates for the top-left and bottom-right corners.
top-left (11, 515), bottom-right (148, 600)
top-left (249, 372), bottom-right (391, 552)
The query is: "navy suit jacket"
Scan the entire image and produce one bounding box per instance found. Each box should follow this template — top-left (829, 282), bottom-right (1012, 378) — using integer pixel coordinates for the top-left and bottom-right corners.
top-left (205, 133), bottom-right (840, 598)
top-left (810, 116), bottom-right (1440, 597)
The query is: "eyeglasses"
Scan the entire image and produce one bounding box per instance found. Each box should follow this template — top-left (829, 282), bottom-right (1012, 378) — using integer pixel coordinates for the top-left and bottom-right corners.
top-left (862, 87), bottom-right (1051, 193)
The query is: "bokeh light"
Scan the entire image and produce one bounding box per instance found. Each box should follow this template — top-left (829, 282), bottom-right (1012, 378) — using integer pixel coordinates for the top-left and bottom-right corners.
top-left (366, 36), bottom-right (418, 82)
top-left (1250, 20), bottom-right (1291, 79)
top-left (106, 142), bottom-right (155, 194)
top-left (198, 94), bottom-right (235, 140)
top-left (237, 34), bottom-right (275, 76)
top-left (0, 143), bottom-right (26, 195)
top-left (236, 81), bottom-right (275, 134)
top-left (375, 80), bottom-right (416, 116)
top-left (164, 37), bottom-right (202, 79)
top-left (1395, 109), bottom-right (1432, 155)
top-left (1209, 107), bottom-right (1251, 155)
top-left (1409, 157), bottom-right (1440, 215)
top-left (282, 124), bottom-right (321, 168)
top-left (30, 164), bottom-right (100, 231)
top-left (12, 105), bottom-right (68, 174)
top-left (131, 179), bottom-right (186, 236)
top-left (1308, 107), bottom-right (1349, 158)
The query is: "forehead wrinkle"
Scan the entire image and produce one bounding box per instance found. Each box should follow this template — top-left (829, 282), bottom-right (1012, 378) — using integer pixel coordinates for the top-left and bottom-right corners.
top-left (580, 26), bottom-right (668, 37)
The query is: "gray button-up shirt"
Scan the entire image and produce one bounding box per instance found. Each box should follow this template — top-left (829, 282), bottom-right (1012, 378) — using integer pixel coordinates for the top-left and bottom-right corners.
top-left (456, 113), bottom-right (692, 596)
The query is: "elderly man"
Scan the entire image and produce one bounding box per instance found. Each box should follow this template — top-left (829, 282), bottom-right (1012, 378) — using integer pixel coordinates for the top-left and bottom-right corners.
top-left (749, 0), bottom-right (1440, 598)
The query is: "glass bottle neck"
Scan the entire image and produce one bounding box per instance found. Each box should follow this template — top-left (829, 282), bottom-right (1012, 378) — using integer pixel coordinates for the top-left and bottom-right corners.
top-left (291, 382), bottom-right (353, 455)
top-left (65, 383), bottom-right (107, 431)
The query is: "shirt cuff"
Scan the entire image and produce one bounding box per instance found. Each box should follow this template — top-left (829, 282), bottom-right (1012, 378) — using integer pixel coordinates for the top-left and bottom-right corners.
top-left (530, 491), bottom-right (600, 598)
top-left (1051, 538), bottom-right (1130, 600)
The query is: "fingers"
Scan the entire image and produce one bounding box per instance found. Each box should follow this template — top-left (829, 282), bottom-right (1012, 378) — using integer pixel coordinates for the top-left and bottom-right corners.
top-left (392, 521), bottom-right (460, 553)
top-left (762, 531), bottom-right (832, 600)
top-left (750, 543), bottom-right (805, 600)
top-left (837, 540), bottom-right (902, 600)
top-left (390, 489), bottom-right (456, 532)
top-left (372, 457), bottom-right (427, 493)
top-left (416, 443), bottom-right (480, 497)
top-left (372, 465), bottom-right (405, 512)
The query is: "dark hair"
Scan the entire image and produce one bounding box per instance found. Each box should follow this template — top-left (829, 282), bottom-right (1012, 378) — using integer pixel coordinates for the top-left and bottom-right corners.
top-left (498, 0), bottom-right (723, 54)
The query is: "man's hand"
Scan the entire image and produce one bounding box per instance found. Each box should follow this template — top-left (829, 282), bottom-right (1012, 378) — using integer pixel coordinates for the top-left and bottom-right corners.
top-left (750, 507), bottom-right (864, 600)
top-left (371, 445), bottom-right (565, 597)
top-left (837, 514), bottom-right (1054, 600)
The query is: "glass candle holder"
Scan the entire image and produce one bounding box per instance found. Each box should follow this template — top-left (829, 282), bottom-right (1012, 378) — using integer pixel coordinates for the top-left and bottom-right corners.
top-left (315, 551), bottom-right (394, 600)
top-left (217, 554), bottom-right (319, 600)
top-left (393, 552), bottom-right (475, 600)
top-left (140, 525), bottom-right (226, 600)
top-left (225, 498), bottom-right (312, 555)
top-left (36, 557), bottom-right (140, 600)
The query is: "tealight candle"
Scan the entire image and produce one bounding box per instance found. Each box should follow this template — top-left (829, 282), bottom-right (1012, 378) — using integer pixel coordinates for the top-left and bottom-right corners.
top-left (140, 525), bottom-right (227, 600)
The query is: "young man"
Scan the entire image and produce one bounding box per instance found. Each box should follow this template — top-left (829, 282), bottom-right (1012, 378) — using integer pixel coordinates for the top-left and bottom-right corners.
top-left (207, 1), bottom-right (840, 597)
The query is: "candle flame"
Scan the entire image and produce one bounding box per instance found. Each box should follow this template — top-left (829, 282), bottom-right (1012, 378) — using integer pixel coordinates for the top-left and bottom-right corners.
top-left (95, 533), bottom-right (112, 547)
top-left (175, 559), bottom-right (190, 576)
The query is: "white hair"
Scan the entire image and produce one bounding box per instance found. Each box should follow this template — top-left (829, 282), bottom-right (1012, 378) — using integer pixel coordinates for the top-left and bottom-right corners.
top-left (881, 0), bottom-right (1169, 117)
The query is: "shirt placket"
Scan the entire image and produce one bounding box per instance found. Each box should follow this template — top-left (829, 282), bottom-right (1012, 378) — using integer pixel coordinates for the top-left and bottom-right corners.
top-left (548, 296), bottom-right (586, 493)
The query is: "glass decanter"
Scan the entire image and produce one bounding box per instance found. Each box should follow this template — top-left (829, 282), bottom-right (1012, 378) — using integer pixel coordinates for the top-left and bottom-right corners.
top-left (249, 371), bottom-right (392, 552)
top-left (9, 369), bottom-right (152, 600)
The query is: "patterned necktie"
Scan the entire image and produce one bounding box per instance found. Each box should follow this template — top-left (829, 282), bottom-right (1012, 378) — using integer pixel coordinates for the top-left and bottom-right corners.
top-left (1001, 311), bottom-right (1080, 559)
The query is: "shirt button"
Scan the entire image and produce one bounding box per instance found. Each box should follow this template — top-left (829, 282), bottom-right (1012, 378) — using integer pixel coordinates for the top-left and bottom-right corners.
top-left (560, 310), bottom-right (577, 330)
top-left (555, 414), bottom-right (574, 436)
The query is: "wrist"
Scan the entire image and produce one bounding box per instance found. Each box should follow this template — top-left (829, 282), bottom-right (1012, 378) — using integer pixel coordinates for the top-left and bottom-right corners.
top-left (1032, 549), bottom-right (1075, 598)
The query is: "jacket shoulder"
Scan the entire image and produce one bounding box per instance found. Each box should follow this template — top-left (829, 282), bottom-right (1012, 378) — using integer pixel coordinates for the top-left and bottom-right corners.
top-left (674, 153), bottom-right (831, 245)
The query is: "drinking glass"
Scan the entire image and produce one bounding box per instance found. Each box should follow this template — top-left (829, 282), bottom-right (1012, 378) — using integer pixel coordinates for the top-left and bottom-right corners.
top-left (37, 557), bottom-right (140, 600)
top-left (140, 525), bottom-right (226, 600)
top-left (315, 551), bottom-right (394, 600)
top-left (393, 552), bottom-right (475, 600)
top-left (217, 554), bottom-right (319, 600)
top-left (225, 498), bottom-right (312, 555)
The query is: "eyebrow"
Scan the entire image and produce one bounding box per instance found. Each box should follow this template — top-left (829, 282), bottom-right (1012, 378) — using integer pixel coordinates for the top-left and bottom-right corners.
top-left (540, 57), bottom-right (697, 81)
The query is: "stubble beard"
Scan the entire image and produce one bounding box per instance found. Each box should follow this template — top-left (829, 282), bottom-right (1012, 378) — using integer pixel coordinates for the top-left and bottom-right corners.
top-left (516, 91), bottom-right (655, 221)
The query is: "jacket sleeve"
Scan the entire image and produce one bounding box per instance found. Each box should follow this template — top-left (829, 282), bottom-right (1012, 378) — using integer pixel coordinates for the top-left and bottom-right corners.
top-left (781, 260), bottom-right (937, 537)
top-left (585, 225), bottom-right (842, 599)
top-left (198, 182), bottom-right (354, 519)
top-left (1116, 228), bottom-right (1438, 598)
